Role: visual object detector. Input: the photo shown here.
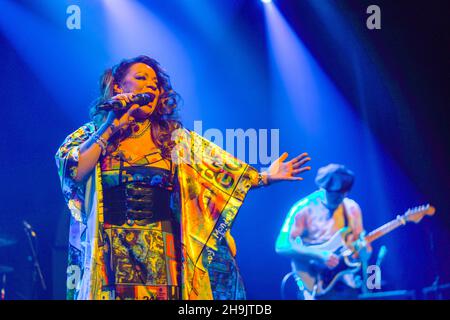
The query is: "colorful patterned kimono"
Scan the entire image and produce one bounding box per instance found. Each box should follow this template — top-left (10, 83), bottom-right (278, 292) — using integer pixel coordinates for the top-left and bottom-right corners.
top-left (55, 123), bottom-right (258, 300)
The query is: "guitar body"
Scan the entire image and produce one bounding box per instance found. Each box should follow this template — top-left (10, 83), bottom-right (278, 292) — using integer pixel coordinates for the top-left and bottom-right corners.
top-left (292, 227), bottom-right (362, 298)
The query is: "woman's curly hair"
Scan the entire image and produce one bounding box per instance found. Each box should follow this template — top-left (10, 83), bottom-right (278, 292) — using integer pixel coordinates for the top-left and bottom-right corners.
top-left (89, 55), bottom-right (182, 158)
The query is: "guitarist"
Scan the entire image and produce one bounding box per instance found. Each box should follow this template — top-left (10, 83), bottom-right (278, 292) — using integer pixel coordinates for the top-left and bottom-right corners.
top-left (277, 163), bottom-right (371, 300)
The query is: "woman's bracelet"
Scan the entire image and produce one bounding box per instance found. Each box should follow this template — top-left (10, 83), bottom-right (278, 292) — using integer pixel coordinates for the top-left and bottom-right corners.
top-left (258, 172), bottom-right (270, 187)
top-left (92, 132), bottom-right (108, 156)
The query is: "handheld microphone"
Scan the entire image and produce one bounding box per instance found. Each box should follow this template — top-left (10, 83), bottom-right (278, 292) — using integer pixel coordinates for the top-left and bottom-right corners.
top-left (98, 93), bottom-right (155, 111)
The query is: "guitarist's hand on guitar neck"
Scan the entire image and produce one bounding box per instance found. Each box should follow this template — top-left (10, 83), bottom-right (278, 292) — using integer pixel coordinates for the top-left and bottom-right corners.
top-left (349, 231), bottom-right (372, 260)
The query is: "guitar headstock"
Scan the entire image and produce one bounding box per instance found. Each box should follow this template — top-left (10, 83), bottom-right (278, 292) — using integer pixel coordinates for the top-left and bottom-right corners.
top-left (404, 204), bottom-right (436, 223)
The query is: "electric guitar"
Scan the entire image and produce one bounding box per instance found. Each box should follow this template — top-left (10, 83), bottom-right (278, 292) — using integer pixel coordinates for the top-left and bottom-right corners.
top-left (292, 204), bottom-right (435, 298)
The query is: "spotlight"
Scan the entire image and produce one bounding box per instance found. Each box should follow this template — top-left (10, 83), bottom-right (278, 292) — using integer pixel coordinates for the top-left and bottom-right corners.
top-left (261, 0), bottom-right (272, 3)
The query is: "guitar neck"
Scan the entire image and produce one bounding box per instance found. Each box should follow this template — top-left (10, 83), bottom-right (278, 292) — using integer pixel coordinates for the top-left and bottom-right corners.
top-left (365, 216), bottom-right (407, 244)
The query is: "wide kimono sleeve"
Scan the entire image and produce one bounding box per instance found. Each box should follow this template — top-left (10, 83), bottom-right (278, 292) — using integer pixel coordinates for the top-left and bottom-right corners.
top-left (172, 129), bottom-right (259, 299)
top-left (55, 122), bottom-right (96, 223)
top-left (55, 122), bottom-right (108, 300)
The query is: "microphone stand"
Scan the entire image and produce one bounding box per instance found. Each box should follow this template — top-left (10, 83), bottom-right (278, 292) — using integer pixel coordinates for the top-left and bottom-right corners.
top-left (23, 222), bottom-right (47, 298)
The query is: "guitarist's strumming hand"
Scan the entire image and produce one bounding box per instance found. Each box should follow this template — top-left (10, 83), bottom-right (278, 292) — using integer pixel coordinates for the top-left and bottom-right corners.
top-left (321, 251), bottom-right (340, 269)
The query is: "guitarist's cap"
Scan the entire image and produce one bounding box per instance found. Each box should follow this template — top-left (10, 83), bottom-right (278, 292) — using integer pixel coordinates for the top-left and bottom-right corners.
top-left (315, 164), bottom-right (355, 193)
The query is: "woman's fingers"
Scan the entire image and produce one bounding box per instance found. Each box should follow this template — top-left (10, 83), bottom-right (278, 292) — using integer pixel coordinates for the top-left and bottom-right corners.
top-left (286, 176), bottom-right (304, 181)
top-left (115, 93), bottom-right (135, 103)
top-left (287, 153), bottom-right (310, 166)
top-left (122, 94), bottom-right (130, 103)
top-left (291, 152), bottom-right (309, 162)
top-left (117, 112), bottom-right (135, 129)
top-left (292, 167), bottom-right (311, 175)
top-left (115, 94), bottom-right (128, 103)
top-left (292, 156), bottom-right (311, 168)
top-left (277, 152), bottom-right (289, 163)
top-left (128, 103), bottom-right (141, 112)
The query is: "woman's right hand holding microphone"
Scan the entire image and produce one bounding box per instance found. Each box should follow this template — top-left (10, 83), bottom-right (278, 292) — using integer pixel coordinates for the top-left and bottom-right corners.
top-left (102, 93), bottom-right (141, 138)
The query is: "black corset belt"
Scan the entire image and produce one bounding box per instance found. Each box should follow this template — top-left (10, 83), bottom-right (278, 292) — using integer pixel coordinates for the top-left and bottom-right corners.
top-left (103, 182), bottom-right (172, 226)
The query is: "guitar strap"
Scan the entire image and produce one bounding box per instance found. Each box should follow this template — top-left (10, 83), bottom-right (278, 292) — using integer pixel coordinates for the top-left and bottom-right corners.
top-left (341, 199), bottom-right (355, 244)
top-left (342, 199), bottom-right (349, 229)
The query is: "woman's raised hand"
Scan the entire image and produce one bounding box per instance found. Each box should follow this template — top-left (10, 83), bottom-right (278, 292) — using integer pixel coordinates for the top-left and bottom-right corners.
top-left (265, 152), bottom-right (311, 184)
